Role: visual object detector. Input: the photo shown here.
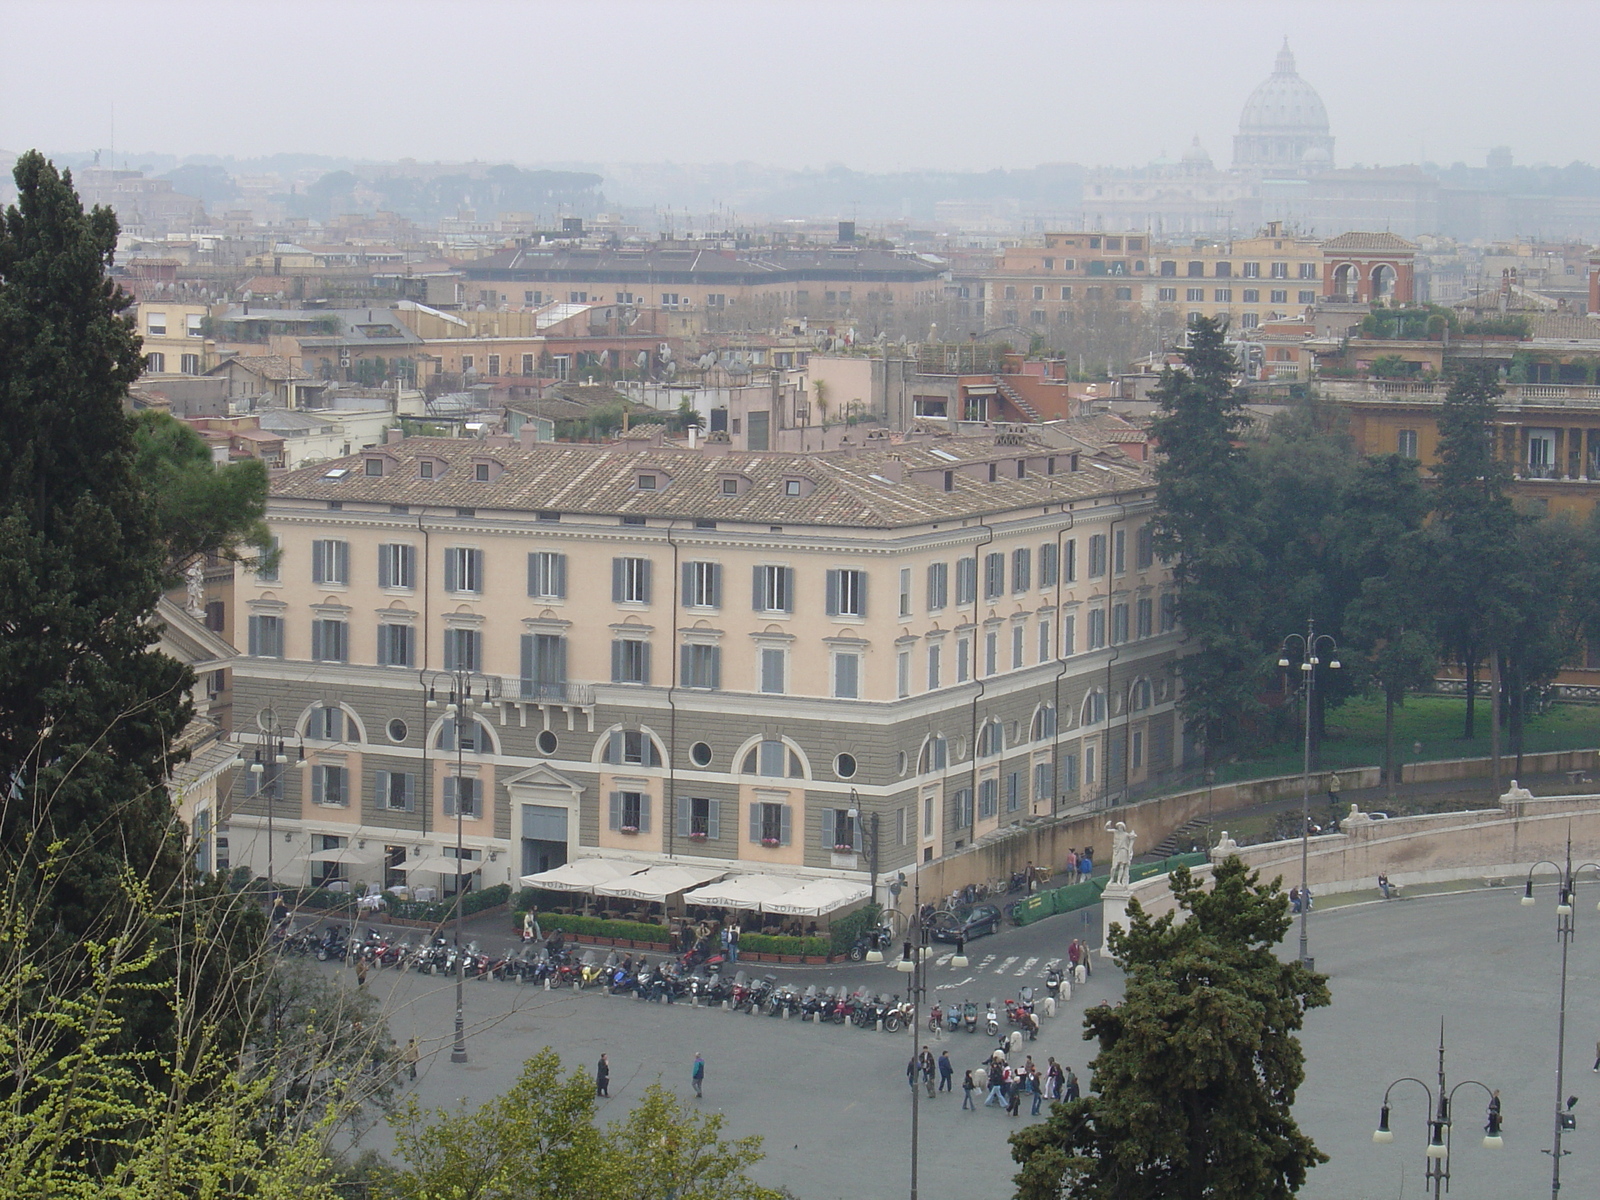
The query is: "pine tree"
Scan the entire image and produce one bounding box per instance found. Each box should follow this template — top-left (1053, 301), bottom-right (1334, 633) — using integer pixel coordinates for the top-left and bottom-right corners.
top-left (0, 153), bottom-right (190, 1042)
top-left (1148, 317), bottom-right (1266, 758)
top-left (1010, 858), bottom-right (1329, 1200)
top-left (1426, 364), bottom-right (1525, 738)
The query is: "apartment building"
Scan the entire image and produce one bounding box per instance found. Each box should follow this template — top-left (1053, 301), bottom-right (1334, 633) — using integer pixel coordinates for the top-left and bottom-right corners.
top-left (135, 300), bottom-right (217, 377)
top-left (227, 428), bottom-right (1184, 897)
top-left (1148, 223), bottom-right (1324, 332)
top-left (954, 232), bottom-right (1154, 330)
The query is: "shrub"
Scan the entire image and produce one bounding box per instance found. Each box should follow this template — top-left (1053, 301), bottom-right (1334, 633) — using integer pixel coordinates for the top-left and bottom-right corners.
top-left (737, 932), bottom-right (831, 957)
top-left (828, 902), bottom-right (882, 955)
top-left (528, 911), bottom-right (673, 945)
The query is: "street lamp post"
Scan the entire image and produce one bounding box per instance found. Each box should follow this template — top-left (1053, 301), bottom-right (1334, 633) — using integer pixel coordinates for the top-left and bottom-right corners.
top-left (1277, 617), bottom-right (1341, 970)
top-left (1372, 1021), bottom-right (1502, 1200)
top-left (248, 707), bottom-right (296, 898)
top-left (895, 864), bottom-right (938, 1200)
top-left (1520, 833), bottom-right (1600, 1199)
top-left (425, 668), bottom-right (496, 1066)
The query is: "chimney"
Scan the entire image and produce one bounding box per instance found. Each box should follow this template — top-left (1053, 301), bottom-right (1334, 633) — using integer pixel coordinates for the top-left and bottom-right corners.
top-left (519, 423), bottom-right (538, 449)
top-left (838, 220), bottom-right (856, 244)
top-left (386, 427), bottom-right (404, 445)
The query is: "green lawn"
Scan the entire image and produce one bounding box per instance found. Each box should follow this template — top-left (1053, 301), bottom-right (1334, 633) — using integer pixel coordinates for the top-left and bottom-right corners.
top-left (1207, 694), bottom-right (1600, 785)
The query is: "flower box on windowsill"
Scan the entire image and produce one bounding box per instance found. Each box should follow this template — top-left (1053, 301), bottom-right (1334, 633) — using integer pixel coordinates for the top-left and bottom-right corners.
top-left (688, 831), bottom-right (708, 842)
top-left (761, 837), bottom-right (780, 848)
top-left (833, 844), bottom-right (854, 854)
top-left (619, 825), bottom-right (639, 835)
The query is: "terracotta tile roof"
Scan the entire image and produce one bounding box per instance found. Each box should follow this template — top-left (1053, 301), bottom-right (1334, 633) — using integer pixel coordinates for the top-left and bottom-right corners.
top-left (272, 433), bottom-right (1151, 529)
top-left (1321, 231), bottom-right (1416, 253)
top-left (1524, 313), bottom-right (1600, 341)
top-left (211, 354), bottom-right (313, 382)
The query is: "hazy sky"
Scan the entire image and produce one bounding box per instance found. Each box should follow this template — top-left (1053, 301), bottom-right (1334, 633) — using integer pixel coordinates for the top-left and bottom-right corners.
top-left (3, 0), bottom-right (1596, 173)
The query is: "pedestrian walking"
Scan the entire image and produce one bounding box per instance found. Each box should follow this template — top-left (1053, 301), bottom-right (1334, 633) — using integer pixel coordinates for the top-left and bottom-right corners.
top-left (1326, 771), bottom-right (1342, 810)
top-left (1047, 1057), bottom-right (1063, 1100)
top-left (728, 921), bottom-right (741, 964)
top-left (1006, 1067), bottom-right (1023, 1117)
top-left (907, 1055), bottom-right (919, 1092)
top-left (355, 957), bottom-right (368, 988)
top-left (1078, 849), bottom-right (1093, 882)
top-left (1029, 1066), bottom-right (1043, 1115)
top-left (596, 1053), bottom-right (610, 1097)
top-left (1063, 848), bottom-right (1077, 880)
top-left (692, 1053), bottom-right (704, 1098)
top-left (1026, 1009), bottom-right (1040, 1041)
top-left (938, 1050), bottom-right (954, 1092)
top-left (1064, 1066), bottom-right (1080, 1102)
top-left (985, 1060), bottom-right (1006, 1106)
top-left (962, 1069), bottom-right (977, 1110)
top-left (920, 1046), bottom-right (936, 1097)
top-left (402, 1037), bottom-right (419, 1081)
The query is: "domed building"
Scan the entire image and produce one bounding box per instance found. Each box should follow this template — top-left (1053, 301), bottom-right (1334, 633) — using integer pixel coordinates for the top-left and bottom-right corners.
top-left (1232, 41), bottom-right (1335, 174)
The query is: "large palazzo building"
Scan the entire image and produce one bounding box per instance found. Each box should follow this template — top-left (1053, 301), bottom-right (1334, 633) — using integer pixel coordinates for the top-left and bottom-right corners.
top-left (226, 427), bottom-right (1184, 896)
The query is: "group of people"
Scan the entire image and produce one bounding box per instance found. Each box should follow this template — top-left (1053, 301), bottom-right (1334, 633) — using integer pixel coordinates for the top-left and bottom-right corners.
top-left (596, 1051), bottom-right (706, 1099)
top-left (1062, 848), bottom-right (1094, 884)
top-left (962, 1052), bottom-right (1080, 1117)
top-left (1288, 886), bottom-right (1315, 914)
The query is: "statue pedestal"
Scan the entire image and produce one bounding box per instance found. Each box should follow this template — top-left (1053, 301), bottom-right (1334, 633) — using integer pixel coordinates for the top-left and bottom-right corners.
top-left (1099, 883), bottom-right (1134, 959)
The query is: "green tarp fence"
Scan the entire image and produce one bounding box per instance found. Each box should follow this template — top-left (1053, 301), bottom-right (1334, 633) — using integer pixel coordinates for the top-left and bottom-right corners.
top-left (1013, 854), bottom-right (1209, 925)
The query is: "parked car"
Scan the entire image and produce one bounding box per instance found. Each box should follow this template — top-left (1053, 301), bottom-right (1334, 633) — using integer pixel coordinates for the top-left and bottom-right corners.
top-left (928, 903), bottom-right (1002, 943)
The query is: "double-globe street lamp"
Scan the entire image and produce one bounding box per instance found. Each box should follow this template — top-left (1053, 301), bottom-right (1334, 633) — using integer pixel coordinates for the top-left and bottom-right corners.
top-left (424, 668), bottom-right (497, 1065)
top-left (245, 706), bottom-right (301, 898)
top-left (894, 866), bottom-right (967, 1200)
top-left (1277, 618), bottom-right (1341, 970)
top-left (1372, 1022), bottom-right (1501, 1200)
top-left (1520, 833), bottom-right (1600, 1200)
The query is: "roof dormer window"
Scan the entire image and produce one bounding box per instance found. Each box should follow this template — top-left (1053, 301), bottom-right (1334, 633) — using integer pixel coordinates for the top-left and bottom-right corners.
top-left (469, 458), bottom-right (503, 483)
top-left (637, 473), bottom-right (658, 491)
top-left (785, 480), bottom-right (802, 496)
top-left (364, 458), bottom-right (384, 477)
top-left (474, 463), bottom-right (490, 482)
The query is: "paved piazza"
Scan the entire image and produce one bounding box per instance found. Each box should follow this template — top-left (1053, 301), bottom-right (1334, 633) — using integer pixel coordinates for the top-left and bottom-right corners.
top-left (344, 890), bottom-right (1597, 1199)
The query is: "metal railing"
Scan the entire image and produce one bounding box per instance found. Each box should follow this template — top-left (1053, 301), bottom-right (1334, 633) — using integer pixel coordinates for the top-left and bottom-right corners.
top-left (501, 678), bottom-right (596, 706)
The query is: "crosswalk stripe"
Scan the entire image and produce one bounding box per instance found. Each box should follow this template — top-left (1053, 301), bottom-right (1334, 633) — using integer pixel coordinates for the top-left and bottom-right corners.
top-left (1016, 956), bottom-right (1038, 977)
top-left (934, 952), bottom-right (953, 966)
top-left (977, 954), bottom-right (996, 971)
top-left (997, 956), bottom-right (1018, 975)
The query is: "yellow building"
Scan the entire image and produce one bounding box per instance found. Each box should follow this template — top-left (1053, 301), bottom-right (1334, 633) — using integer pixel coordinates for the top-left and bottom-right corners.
top-left (136, 300), bottom-right (217, 376)
top-left (1148, 223), bottom-right (1323, 332)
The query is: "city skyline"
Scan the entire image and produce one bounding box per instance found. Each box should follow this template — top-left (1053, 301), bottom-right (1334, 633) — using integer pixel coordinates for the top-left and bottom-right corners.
top-left (3, 0), bottom-right (1598, 175)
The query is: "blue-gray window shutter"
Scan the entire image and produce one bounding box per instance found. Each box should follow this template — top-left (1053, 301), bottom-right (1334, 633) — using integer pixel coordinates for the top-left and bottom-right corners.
top-left (444, 549), bottom-right (459, 593)
top-left (748, 802), bottom-right (761, 843)
top-left (677, 800), bottom-right (691, 839)
top-left (781, 567), bottom-right (794, 612)
top-left (780, 804), bottom-right (793, 846)
top-left (612, 558), bottom-right (624, 603)
top-left (821, 808), bottom-right (836, 848)
top-left (707, 800), bottom-right (720, 840)
top-left (638, 795), bottom-right (651, 833)
top-left (825, 569), bottom-right (840, 616)
top-left (609, 792), bottom-right (622, 831)
top-left (709, 563), bottom-right (721, 607)
top-left (638, 560), bottom-right (652, 604)
top-left (682, 562), bottom-right (694, 606)
top-left (752, 566), bottom-right (763, 611)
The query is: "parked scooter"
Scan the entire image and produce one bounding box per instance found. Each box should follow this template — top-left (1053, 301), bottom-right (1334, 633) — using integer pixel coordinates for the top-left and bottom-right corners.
top-left (984, 1001), bottom-right (999, 1037)
top-left (963, 1001), bottom-right (979, 1033)
top-left (846, 923), bottom-right (894, 962)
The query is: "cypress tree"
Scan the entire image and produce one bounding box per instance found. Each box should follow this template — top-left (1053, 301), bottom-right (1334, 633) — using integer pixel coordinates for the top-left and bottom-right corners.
top-left (0, 152), bottom-right (190, 1042)
top-left (1147, 317), bottom-right (1266, 759)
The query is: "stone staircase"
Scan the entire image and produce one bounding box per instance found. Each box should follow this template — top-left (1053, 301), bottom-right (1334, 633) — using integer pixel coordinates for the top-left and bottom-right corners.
top-left (1148, 814), bottom-right (1215, 859)
top-left (995, 376), bottom-right (1042, 422)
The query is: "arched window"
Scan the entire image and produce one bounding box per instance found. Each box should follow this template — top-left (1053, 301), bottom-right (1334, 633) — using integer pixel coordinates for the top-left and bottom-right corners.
top-left (1081, 689), bottom-right (1107, 726)
top-left (602, 728), bottom-right (664, 768)
top-left (1130, 679), bottom-right (1153, 712)
top-left (1030, 704), bottom-right (1057, 742)
top-left (977, 718), bottom-right (1005, 758)
top-left (436, 714), bottom-right (493, 754)
top-left (918, 735), bottom-right (949, 774)
top-left (741, 738), bottom-right (804, 779)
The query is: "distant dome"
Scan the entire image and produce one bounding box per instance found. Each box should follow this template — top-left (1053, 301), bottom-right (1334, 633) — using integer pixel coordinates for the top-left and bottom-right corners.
top-left (1181, 136), bottom-right (1213, 166)
top-left (1233, 41), bottom-right (1335, 172)
top-left (1239, 44), bottom-right (1329, 133)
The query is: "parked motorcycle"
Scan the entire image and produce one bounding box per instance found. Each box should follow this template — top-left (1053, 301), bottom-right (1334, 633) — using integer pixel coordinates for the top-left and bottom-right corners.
top-left (846, 923), bottom-right (894, 963)
top-left (984, 1001), bottom-right (999, 1037)
top-left (963, 1001), bottom-right (978, 1033)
